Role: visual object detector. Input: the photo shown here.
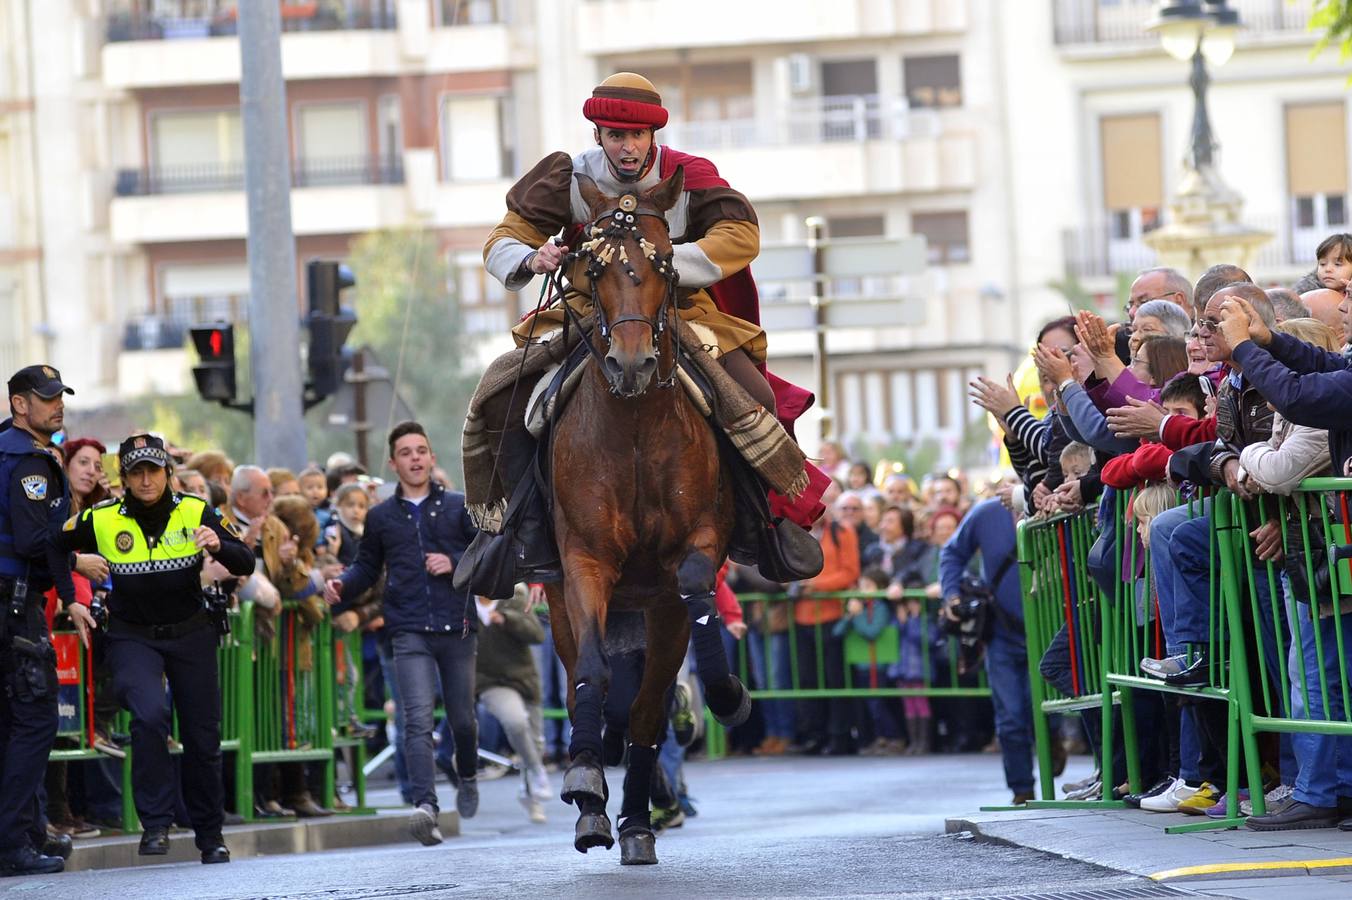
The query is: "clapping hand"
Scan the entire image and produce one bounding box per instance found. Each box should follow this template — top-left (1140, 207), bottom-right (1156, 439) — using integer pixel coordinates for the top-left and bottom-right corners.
top-left (1074, 311), bottom-right (1119, 361)
top-left (969, 374), bottom-right (1023, 420)
top-left (1032, 344), bottom-right (1074, 386)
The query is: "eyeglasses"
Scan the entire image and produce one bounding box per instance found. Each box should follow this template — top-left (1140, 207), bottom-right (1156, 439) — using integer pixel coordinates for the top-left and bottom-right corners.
top-left (1196, 318), bottom-right (1221, 334)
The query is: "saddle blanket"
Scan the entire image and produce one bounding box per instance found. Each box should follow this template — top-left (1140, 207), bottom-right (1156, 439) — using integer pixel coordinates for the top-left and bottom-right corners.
top-left (462, 317), bottom-right (809, 528)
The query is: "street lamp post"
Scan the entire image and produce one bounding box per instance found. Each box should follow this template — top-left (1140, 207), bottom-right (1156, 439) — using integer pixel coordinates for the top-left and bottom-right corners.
top-left (1141, 0), bottom-right (1268, 282)
top-left (1147, 0), bottom-right (1239, 171)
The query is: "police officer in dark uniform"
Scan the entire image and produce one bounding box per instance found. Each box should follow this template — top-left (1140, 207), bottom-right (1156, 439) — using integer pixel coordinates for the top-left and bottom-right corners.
top-left (0, 365), bottom-right (88, 878)
top-left (59, 434), bottom-right (254, 864)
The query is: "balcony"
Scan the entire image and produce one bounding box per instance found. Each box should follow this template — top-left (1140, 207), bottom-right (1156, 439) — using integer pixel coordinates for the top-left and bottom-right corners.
top-left (661, 96), bottom-right (976, 200)
top-left (1053, 0), bottom-right (1311, 50)
top-left (104, 1), bottom-right (397, 43)
top-left (1061, 212), bottom-right (1313, 280)
top-left (114, 155), bottom-right (404, 196)
top-left (110, 155), bottom-right (410, 243)
top-left (577, 0), bottom-right (966, 54)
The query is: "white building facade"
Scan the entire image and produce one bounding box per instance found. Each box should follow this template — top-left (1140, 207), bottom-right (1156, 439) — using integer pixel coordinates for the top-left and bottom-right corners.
top-left (7, 0), bottom-right (1347, 461)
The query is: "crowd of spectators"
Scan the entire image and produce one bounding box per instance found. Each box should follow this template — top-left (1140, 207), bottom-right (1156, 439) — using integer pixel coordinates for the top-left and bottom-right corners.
top-left (40, 441), bottom-right (556, 845)
top-left (963, 232), bottom-right (1352, 824)
top-left (719, 448), bottom-right (1002, 762)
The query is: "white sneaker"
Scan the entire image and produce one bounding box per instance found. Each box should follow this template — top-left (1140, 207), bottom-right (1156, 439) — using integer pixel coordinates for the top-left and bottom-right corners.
top-left (527, 769), bottom-right (551, 802)
top-left (1140, 777), bottom-right (1198, 813)
top-left (518, 790), bottom-right (547, 824)
top-left (408, 804), bottom-right (443, 846)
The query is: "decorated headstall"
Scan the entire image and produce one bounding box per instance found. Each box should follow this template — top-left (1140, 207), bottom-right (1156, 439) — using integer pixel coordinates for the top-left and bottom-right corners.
top-left (573, 192), bottom-right (680, 343)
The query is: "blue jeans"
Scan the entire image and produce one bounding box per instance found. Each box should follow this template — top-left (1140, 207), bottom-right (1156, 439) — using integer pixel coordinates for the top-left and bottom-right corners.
top-left (1149, 503), bottom-right (1203, 780)
top-left (392, 631), bottom-right (478, 813)
top-left (762, 632), bottom-right (796, 739)
top-left (986, 628), bottom-right (1034, 794)
top-left (377, 635), bottom-right (411, 800)
top-left (1287, 596), bottom-right (1352, 807)
top-left (535, 626), bottom-right (570, 756)
top-left (1172, 512), bottom-right (1295, 782)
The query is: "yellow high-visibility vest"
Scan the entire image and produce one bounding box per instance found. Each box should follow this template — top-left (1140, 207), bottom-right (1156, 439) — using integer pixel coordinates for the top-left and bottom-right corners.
top-left (87, 495), bottom-right (206, 577)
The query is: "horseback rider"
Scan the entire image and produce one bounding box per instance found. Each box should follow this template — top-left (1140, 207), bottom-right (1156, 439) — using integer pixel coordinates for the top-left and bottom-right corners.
top-left (483, 71), bottom-right (781, 419)
top-left (464, 72), bottom-right (828, 594)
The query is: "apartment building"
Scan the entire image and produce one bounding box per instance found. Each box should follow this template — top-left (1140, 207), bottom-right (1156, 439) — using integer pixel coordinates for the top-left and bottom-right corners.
top-left (0, 1), bottom-right (44, 380)
top-left (1006, 0), bottom-right (1344, 305)
top-left (528, 0), bottom-right (1007, 456)
top-left (11, 0), bottom-right (1346, 458)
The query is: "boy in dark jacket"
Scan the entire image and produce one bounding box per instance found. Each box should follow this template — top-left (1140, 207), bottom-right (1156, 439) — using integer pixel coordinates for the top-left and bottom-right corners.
top-left (326, 422), bottom-right (480, 846)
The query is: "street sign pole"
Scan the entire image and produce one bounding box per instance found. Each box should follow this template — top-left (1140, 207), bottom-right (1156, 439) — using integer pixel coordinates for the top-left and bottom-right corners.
top-left (351, 349), bottom-right (370, 471)
top-left (238, 1), bottom-right (305, 469)
top-left (805, 216), bottom-right (832, 442)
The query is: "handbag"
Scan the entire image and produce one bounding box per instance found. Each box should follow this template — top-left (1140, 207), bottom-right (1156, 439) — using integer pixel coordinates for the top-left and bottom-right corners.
top-left (453, 473), bottom-right (541, 600)
top-left (724, 446), bottom-right (823, 582)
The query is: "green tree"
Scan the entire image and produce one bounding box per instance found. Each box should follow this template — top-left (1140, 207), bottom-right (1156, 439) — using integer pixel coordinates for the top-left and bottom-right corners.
top-left (1312, 0), bottom-right (1352, 64)
top-left (318, 228), bottom-right (477, 479)
top-left (119, 229), bottom-right (476, 476)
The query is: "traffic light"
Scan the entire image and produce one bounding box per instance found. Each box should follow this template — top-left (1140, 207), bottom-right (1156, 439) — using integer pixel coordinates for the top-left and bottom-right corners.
top-left (306, 260), bottom-right (357, 404)
top-left (190, 324), bottom-right (237, 404)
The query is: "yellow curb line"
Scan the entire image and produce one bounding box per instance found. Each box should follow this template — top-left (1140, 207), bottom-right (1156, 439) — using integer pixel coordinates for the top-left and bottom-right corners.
top-left (1151, 857), bottom-right (1352, 881)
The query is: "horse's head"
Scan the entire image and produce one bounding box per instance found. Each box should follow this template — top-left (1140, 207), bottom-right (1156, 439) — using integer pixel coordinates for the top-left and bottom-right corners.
top-left (574, 167), bottom-right (684, 398)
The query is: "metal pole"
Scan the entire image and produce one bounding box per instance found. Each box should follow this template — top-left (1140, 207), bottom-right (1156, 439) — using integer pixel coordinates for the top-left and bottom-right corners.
top-left (351, 348), bottom-right (370, 470)
top-left (1188, 37), bottom-right (1214, 171)
top-left (238, 0), bottom-right (305, 469)
top-left (805, 216), bottom-right (831, 442)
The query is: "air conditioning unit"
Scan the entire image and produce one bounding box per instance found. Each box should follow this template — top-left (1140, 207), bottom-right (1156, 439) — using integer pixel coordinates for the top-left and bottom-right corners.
top-left (787, 54), bottom-right (815, 94)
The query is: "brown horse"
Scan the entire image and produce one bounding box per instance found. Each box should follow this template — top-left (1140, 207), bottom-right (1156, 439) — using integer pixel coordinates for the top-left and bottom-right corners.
top-left (546, 168), bottom-right (751, 865)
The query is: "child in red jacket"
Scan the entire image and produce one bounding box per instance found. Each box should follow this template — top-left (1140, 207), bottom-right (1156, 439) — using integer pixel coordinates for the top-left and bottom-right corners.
top-left (1101, 377), bottom-right (1208, 490)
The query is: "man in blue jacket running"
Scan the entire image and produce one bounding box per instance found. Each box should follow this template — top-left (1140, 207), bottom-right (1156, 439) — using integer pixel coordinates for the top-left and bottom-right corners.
top-left (326, 421), bottom-right (480, 846)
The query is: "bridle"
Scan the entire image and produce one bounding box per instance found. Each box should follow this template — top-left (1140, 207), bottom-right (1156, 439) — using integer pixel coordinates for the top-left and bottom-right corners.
top-left (553, 192), bottom-right (683, 393)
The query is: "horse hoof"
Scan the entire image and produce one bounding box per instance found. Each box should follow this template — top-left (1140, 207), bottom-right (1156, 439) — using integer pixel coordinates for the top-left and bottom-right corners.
top-left (619, 828), bottom-right (657, 865)
top-left (561, 763), bottom-right (608, 807)
top-left (710, 677), bottom-right (752, 727)
top-left (574, 812), bottom-right (615, 853)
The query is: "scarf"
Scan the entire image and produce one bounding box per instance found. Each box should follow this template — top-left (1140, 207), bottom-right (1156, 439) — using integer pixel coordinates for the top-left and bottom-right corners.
top-left (125, 488), bottom-right (176, 545)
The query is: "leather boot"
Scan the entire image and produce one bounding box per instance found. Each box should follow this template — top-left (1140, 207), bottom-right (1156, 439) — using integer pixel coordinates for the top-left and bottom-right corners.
top-left (138, 826), bottom-right (170, 855)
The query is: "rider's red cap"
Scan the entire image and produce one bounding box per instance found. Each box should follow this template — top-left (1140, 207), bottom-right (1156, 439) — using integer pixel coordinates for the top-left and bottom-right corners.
top-left (583, 72), bottom-right (668, 131)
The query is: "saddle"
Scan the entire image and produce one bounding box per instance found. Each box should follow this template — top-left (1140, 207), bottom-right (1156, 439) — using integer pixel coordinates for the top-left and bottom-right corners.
top-left (456, 327), bottom-right (822, 599)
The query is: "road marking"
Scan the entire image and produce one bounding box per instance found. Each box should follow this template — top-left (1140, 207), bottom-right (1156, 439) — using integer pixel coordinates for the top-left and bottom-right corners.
top-left (1150, 857), bottom-right (1352, 880)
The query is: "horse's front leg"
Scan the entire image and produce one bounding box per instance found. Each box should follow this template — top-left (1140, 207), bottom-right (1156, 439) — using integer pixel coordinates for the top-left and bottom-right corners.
top-left (679, 545), bottom-right (751, 727)
top-left (616, 601), bottom-right (688, 866)
top-left (558, 555), bottom-right (617, 853)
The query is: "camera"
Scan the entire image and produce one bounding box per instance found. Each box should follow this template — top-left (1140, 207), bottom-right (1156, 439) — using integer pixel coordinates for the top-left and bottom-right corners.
top-left (203, 584), bottom-right (231, 640)
top-left (89, 594), bottom-right (109, 630)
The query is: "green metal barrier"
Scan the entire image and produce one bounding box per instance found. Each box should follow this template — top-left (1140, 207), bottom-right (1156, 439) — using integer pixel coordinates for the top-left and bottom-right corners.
top-left (1016, 507), bottom-right (1123, 809)
top-left (1225, 479), bottom-right (1352, 820)
top-left (703, 588), bottom-right (992, 759)
top-left (1016, 480), bottom-right (1352, 833)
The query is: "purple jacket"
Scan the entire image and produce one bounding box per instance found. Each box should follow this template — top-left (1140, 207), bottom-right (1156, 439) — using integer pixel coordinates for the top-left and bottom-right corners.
top-left (1087, 369), bottom-right (1157, 413)
top-left (1088, 364), bottom-right (1227, 413)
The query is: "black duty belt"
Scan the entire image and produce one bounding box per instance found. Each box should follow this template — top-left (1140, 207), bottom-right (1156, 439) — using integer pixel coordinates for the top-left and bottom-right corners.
top-left (109, 609), bottom-right (210, 642)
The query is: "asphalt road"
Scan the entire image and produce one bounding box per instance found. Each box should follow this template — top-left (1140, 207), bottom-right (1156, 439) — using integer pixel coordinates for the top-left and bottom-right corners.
top-left (6, 753), bottom-right (1154, 900)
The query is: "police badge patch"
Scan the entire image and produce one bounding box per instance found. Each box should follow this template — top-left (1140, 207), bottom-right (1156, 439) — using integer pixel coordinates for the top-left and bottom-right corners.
top-left (20, 475), bottom-right (47, 501)
top-left (62, 515), bottom-right (78, 532)
top-left (115, 531), bottom-right (135, 553)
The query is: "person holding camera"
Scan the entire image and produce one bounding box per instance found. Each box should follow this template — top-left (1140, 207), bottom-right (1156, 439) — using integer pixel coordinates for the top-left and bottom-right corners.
top-left (58, 434), bottom-right (254, 864)
top-left (938, 496), bottom-right (1034, 805)
top-left (0, 366), bottom-right (86, 877)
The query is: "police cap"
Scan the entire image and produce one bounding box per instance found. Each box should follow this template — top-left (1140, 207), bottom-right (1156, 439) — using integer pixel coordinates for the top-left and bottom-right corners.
top-left (8, 364), bottom-right (75, 400)
top-left (118, 433), bottom-right (170, 470)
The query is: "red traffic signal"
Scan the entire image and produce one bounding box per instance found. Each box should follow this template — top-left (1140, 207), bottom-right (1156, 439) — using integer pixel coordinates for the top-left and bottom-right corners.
top-left (190, 324), bottom-right (236, 403)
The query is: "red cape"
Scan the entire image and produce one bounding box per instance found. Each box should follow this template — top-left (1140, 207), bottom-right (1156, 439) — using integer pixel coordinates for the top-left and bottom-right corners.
top-left (659, 147), bottom-right (827, 527)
